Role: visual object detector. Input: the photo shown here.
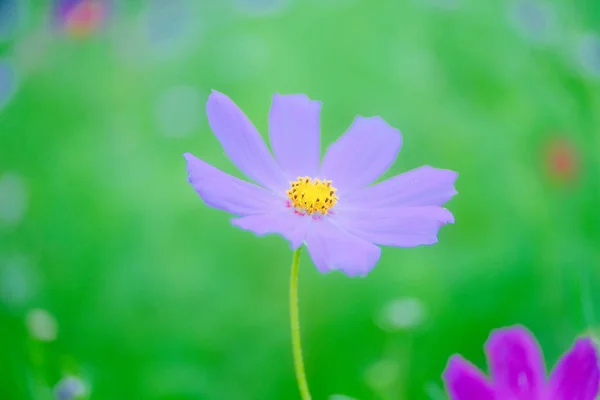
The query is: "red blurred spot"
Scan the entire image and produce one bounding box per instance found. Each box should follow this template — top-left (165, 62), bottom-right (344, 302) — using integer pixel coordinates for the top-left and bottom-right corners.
top-left (544, 137), bottom-right (579, 183)
top-left (63, 0), bottom-right (107, 37)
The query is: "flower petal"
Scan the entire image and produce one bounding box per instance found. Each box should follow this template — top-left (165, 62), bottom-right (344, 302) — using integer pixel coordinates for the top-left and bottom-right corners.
top-left (184, 153), bottom-right (281, 216)
top-left (343, 166), bottom-right (458, 208)
top-left (319, 116), bottom-right (402, 195)
top-left (547, 337), bottom-right (600, 400)
top-left (231, 211), bottom-right (311, 250)
top-left (442, 355), bottom-right (495, 400)
top-left (304, 218), bottom-right (381, 277)
top-left (331, 206), bottom-right (454, 247)
top-left (206, 91), bottom-right (287, 192)
top-left (485, 325), bottom-right (546, 399)
top-left (269, 93), bottom-right (321, 179)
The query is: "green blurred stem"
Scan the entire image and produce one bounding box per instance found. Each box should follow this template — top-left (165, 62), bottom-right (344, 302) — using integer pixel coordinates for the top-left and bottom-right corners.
top-left (290, 248), bottom-right (312, 400)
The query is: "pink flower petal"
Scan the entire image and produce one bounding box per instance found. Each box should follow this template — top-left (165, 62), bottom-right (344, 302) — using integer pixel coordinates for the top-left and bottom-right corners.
top-left (484, 325), bottom-right (546, 399)
top-left (547, 337), bottom-right (600, 400)
top-left (442, 355), bottom-right (495, 400)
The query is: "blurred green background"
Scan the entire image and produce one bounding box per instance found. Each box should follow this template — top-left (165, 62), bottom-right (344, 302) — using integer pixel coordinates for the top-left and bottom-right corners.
top-left (1, 0), bottom-right (600, 399)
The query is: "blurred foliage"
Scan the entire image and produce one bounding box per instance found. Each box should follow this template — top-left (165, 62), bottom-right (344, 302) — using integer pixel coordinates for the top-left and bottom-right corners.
top-left (1, 0), bottom-right (600, 399)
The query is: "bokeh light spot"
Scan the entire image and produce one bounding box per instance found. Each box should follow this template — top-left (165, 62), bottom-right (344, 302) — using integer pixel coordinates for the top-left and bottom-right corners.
top-left (0, 59), bottom-right (18, 111)
top-left (54, 376), bottom-right (88, 400)
top-left (156, 85), bottom-right (205, 138)
top-left (0, 171), bottom-right (28, 226)
top-left (142, 0), bottom-right (201, 61)
top-left (376, 297), bottom-right (427, 332)
top-left (26, 308), bottom-right (58, 342)
top-left (579, 34), bottom-right (600, 77)
top-left (510, 0), bottom-right (555, 43)
top-left (364, 359), bottom-right (400, 390)
top-left (0, 254), bottom-right (38, 310)
top-left (0, 0), bottom-right (26, 42)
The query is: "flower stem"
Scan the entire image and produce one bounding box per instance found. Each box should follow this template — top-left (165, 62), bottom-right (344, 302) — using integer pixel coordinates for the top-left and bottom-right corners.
top-left (290, 248), bottom-right (312, 400)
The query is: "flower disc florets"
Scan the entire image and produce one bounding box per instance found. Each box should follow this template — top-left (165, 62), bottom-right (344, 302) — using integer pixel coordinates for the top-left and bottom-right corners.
top-left (286, 176), bottom-right (338, 215)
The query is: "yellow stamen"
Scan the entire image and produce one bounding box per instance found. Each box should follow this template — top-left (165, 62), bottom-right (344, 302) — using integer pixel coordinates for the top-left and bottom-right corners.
top-left (286, 176), bottom-right (338, 215)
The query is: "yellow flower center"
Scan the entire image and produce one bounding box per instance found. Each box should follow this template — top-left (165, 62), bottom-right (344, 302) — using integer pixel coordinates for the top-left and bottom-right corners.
top-left (286, 176), bottom-right (339, 215)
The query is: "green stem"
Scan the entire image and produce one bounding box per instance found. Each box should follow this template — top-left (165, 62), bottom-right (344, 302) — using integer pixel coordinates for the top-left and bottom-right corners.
top-left (290, 248), bottom-right (312, 400)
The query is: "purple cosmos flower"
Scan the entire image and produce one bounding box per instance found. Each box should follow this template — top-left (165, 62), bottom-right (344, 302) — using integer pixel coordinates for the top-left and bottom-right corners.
top-left (443, 325), bottom-right (600, 400)
top-left (184, 91), bottom-right (457, 276)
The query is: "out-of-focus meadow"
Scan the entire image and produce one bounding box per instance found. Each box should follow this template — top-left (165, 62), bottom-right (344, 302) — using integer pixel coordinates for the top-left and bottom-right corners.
top-left (1, 0), bottom-right (600, 399)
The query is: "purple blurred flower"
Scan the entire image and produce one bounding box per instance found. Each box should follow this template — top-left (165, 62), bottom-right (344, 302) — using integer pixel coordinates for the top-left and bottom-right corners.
top-left (55, 0), bottom-right (82, 18)
top-left (54, 376), bottom-right (87, 400)
top-left (54, 0), bottom-right (109, 36)
top-left (184, 91), bottom-right (457, 276)
top-left (443, 325), bottom-right (600, 400)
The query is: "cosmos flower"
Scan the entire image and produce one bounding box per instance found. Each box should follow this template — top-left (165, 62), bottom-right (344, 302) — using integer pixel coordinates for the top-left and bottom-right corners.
top-left (443, 325), bottom-right (600, 400)
top-left (184, 91), bottom-right (457, 276)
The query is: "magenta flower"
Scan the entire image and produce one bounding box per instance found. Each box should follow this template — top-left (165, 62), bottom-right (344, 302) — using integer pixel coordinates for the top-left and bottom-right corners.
top-left (184, 91), bottom-right (457, 276)
top-left (443, 325), bottom-right (600, 400)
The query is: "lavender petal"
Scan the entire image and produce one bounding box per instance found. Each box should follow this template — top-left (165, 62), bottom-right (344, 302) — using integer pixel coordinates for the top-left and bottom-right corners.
top-left (184, 153), bottom-right (281, 216)
top-left (206, 91), bottom-right (287, 192)
top-left (548, 338), bottom-right (600, 400)
top-left (269, 93), bottom-right (321, 180)
top-left (442, 355), bottom-right (495, 400)
top-left (319, 116), bottom-right (402, 195)
top-left (484, 325), bottom-right (546, 399)
top-left (331, 206), bottom-right (454, 247)
top-left (305, 218), bottom-right (381, 276)
top-left (231, 211), bottom-right (311, 250)
top-left (343, 166), bottom-right (458, 208)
